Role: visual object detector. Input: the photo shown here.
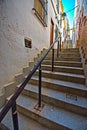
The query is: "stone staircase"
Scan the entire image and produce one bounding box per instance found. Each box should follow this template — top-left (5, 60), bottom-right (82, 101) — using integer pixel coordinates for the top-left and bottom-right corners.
top-left (2, 48), bottom-right (87, 130)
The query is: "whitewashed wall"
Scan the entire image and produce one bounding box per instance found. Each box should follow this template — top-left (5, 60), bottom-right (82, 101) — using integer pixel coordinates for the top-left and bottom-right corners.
top-left (0, 0), bottom-right (58, 92)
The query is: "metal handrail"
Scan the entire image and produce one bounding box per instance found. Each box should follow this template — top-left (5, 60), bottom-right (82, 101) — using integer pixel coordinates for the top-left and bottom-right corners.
top-left (0, 37), bottom-right (60, 130)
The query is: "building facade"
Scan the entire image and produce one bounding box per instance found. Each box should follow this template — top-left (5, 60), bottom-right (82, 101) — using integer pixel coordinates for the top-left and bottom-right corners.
top-left (59, 1), bottom-right (71, 48)
top-left (0, 0), bottom-right (59, 93)
top-left (74, 0), bottom-right (87, 60)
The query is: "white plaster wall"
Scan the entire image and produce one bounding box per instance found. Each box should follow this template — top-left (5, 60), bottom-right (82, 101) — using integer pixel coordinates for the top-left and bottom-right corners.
top-left (0, 0), bottom-right (58, 92)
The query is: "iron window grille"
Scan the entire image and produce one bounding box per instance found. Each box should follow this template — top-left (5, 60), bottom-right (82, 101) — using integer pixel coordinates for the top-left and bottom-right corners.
top-left (33, 0), bottom-right (48, 27)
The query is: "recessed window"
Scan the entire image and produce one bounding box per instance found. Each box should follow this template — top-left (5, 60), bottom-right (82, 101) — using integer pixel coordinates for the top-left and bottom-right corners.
top-left (32, 0), bottom-right (48, 27)
top-left (24, 38), bottom-right (32, 48)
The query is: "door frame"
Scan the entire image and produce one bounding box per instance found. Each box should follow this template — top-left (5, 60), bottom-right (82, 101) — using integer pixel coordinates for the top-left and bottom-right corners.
top-left (50, 18), bottom-right (54, 45)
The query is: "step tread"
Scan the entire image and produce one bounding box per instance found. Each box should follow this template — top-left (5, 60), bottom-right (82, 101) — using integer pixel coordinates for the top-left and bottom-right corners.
top-left (37, 70), bottom-right (85, 79)
top-left (30, 76), bottom-right (87, 91)
top-left (0, 123), bottom-right (9, 130)
top-left (61, 48), bottom-right (79, 51)
top-left (43, 60), bottom-right (82, 64)
top-left (59, 53), bottom-right (80, 54)
top-left (24, 84), bottom-right (87, 108)
top-left (58, 57), bottom-right (81, 59)
top-left (41, 64), bottom-right (83, 70)
top-left (59, 55), bottom-right (80, 58)
top-left (1, 109), bottom-right (50, 130)
top-left (17, 95), bottom-right (87, 130)
top-left (47, 54), bottom-right (80, 57)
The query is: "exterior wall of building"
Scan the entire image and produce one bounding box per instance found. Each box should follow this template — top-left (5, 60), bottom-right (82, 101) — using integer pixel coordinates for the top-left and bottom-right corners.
top-left (74, 0), bottom-right (80, 45)
top-left (58, 0), bottom-right (71, 49)
top-left (79, 18), bottom-right (87, 59)
top-left (74, 0), bottom-right (87, 60)
top-left (73, 0), bottom-right (87, 86)
top-left (0, 0), bottom-right (58, 92)
top-left (72, 20), bottom-right (76, 47)
top-left (59, 0), bottom-right (65, 44)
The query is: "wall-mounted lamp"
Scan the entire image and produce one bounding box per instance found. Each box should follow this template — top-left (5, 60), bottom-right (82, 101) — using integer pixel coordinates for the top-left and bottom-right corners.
top-left (61, 12), bottom-right (67, 17)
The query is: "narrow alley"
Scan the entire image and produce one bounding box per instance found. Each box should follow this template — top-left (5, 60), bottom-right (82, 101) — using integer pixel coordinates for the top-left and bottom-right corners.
top-left (0, 0), bottom-right (87, 130)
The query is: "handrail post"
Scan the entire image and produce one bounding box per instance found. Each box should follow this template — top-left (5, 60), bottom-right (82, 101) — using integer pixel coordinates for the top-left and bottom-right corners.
top-left (60, 36), bottom-right (61, 52)
top-left (52, 48), bottom-right (54, 71)
top-left (12, 101), bottom-right (19, 130)
top-left (57, 40), bottom-right (59, 57)
top-left (38, 65), bottom-right (42, 107)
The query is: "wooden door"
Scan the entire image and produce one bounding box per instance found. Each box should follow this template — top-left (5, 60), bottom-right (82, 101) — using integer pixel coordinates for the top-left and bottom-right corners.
top-left (50, 19), bottom-right (54, 45)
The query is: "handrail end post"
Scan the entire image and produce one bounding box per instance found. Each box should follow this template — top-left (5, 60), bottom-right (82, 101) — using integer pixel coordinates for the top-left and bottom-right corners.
top-left (52, 48), bottom-right (54, 72)
top-left (38, 65), bottom-right (42, 108)
top-left (12, 102), bottom-right (19, 130)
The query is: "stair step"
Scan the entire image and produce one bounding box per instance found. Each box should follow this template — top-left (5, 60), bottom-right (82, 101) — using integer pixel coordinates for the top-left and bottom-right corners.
top-left (41, 64), bottom-right (84, 75)
top-left (59, 53), bottom-right (80, 56)
top-left (20, 84), bottom-right (87, 116)
top-left (45, 48), bottom-right (79, 53)
top-left (1, 109), bottom-right (51, 130)
top-left (34, 70), bottom-right (85, 84)
top-left (0, 123), bottom-right (9, 130)
top-left (61, 48), bottom-right (79, 52)
top-left (57, 57), bottom-right (81, 62)
top-left (29, 76), bottom-right (87, 97)
top-left (46, 53), bottom-right (80, 58)
top-left (59, 54), bottom-right (80, 58)
top-left (45, 56), bottom-right (81, 61)
top-left (17, 95), bottom-right (87, 130)
top-left (42, 60), bottom-right (82, 67)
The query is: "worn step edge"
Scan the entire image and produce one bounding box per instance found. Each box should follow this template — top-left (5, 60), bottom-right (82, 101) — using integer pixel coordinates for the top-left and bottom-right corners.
top-left (17, 105), bottom-right (70, 130)
top-left (56, 57), bottom-right (81, 62)
top-left (15, 73), bottom-right (25, 85)
top-left (17, 95), bottom-right (87, 130)
top-left (46, 53), bottom-right (80, 58)
top-left (4, 82), bottom-right (16, 98)
top-left (59, 52), bottom-right (80, 56)
top-left (35, 70), bottom-right (85, 84)
top-left (58, 56), bottom-right (81, 59)
top-left (29, 77), bottom-right (87, 98)
top-left (42, 60), bottom-right (82, 67)
top-left (41, 64), bottom-right (83, 70)
top-left (61, 48), bottom-right (79, 51)
top-left (21, 85), bottom-right (87, 116)
top-left (45, 56), bottom-right (81, 60)
top-left (1, 109), bottom-right (51, 130)
top-left (0, 123), bottom-right (9, 130)
top-left (17, 96), bottom-right (71, 130)
top-left (46, 48), bottom-right (79, 52)
top-left (41, 65), bottom-right (84, 75)
top-left (47, 53), bottom-right (80, 57)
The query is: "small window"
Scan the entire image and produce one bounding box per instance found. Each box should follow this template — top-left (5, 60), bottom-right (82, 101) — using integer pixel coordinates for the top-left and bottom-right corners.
top-left (24, 38), bottom-right (32, 48)
top-left (32, 0), bottom-right (48, 27)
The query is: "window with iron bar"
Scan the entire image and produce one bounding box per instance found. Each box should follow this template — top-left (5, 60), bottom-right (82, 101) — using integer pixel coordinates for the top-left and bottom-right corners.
top-left (33, 0), bottom-right (48, 27)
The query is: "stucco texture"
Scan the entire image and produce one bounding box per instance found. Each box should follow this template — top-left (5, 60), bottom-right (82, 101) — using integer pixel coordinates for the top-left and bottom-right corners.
top-left (0, 0), bottom-right (58, 93)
